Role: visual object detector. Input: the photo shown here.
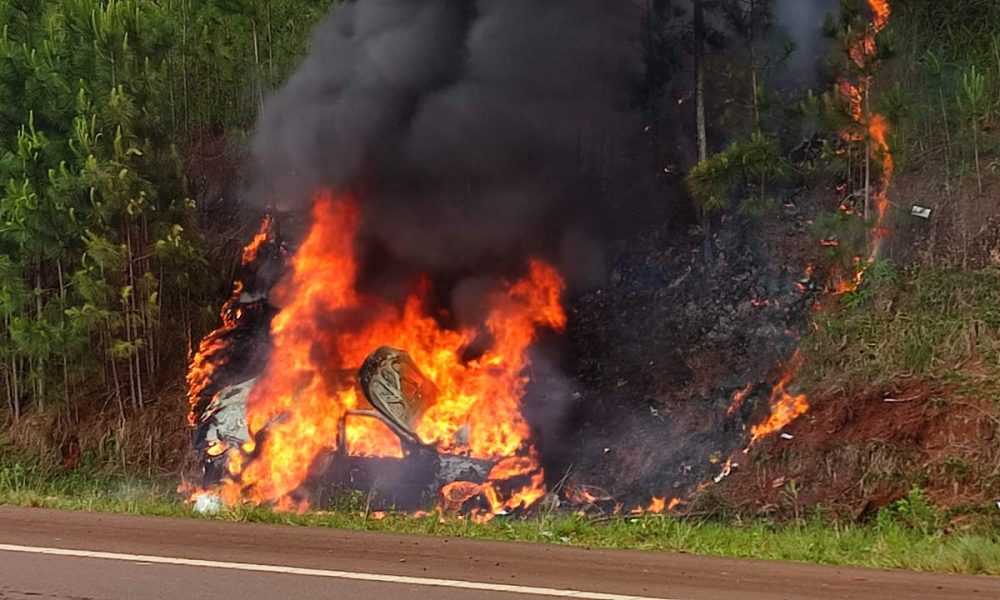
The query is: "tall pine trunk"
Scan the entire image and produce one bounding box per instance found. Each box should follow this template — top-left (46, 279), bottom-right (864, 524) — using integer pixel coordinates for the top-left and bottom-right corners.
top-left (748, 0), bottom-right (760, 130)
top-left (693, 0), bottom-right (712, 261)
top-left (694, 0), bottom-right (707, 164)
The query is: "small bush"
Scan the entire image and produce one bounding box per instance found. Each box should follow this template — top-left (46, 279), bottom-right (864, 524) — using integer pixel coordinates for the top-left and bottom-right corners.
top-left (876, 487), bottom-right (942, 537)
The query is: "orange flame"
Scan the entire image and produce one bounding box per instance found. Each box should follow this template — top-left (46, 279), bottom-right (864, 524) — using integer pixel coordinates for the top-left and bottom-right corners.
top-left (869, 0), bottom-right (891, 30)
top-left (727, 383), bottom-right (753, 416)
top-left (839, 0), bottom-right (894, 261)
top-left (212, 190), bottom-right (564, 514)
top-left (744, 0), bottom-right (891, 446)
top-left (629, 496), bottom-right (679, 515)
top-left (437, 455), bottom-right (547, 523)
top-left (242, 215), bottom-right (275, 266)
top-left (186, 216), bottom-right (276, 426)
top-left (749, 352), bottom-right (809, 444)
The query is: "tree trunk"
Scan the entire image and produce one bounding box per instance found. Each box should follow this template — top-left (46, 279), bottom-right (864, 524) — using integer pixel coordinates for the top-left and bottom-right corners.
top-left (266, 0), bottom-right (274, 85)
top-left (3, 362), bottom-right (11, 423)
top-left (940, 90), bottom-right (952, 190)
top-left (4, 313), bottom-right (17, 422)
top-left (34, 269), bottom-right (45, 412)
top-left (693, 0), bottom-right (712, 261)
top-left (182, 0), bottom-right (190, 134)
top-left (12, 356), bottom-right (21, 422)
top-left (253, 18), bottom-right (264, 113)
top-left (972, 118), bottom-right (983, 195)
top-left (748, 0), bottom-right (760, 130)
top-left (57, 259), bottom-right (72, 418)
top-left (694, 0), bottom-right (708, 163)
top-left (126, 224), bottom-right (145, 410)
top-left (864, 89), bottom-right (871, 224)
top-left (110, 349), bottom-right (125, 423)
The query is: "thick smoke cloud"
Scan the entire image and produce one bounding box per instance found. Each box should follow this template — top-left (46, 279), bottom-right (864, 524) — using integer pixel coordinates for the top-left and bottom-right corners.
top-left (252, 0), bottom-right (638, 283)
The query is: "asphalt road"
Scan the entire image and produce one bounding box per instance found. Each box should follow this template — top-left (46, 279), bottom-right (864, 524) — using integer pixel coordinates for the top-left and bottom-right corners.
top-left (0, 507), bottom-right (997, 600)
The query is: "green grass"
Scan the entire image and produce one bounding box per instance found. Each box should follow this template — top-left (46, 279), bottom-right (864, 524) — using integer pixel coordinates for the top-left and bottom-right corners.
top-left (885, 2), bottom-right (1000, 178)
top-left (805, 266), bottom-right (1000, 389)
top-left (2, 454), bottom-right (999, 576)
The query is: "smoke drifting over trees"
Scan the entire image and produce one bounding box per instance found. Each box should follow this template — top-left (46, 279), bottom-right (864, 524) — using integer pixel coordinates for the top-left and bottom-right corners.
top-left (251, 0), bottom-right (846, 289)
top-left (252, 0), bottom-right (639, 282)
top-left (776, 0), bottom-right (841, 84)
top-left (0, 0), bottom-right (855, 444)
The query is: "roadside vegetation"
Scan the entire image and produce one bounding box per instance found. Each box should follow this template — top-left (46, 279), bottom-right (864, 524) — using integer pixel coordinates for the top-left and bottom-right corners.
top-left (805, 266), bottom-right (1000, 389)
top-left (0, 0), bottom-right (333, 422)
top-left (2, 452), bottom-right (999, 576)
top-left (885, 2), bottom-right (1000, 187)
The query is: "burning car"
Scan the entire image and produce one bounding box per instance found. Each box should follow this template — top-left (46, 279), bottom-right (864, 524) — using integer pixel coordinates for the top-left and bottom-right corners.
top-left (187, 195), bottom-right (565, 519)
top-left (194, 345), bottom-right (493, 508)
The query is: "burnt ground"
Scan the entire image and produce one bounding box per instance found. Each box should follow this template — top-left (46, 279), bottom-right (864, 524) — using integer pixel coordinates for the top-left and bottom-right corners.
top-left (711, 376), bottom-right (1000, 520)
top-left (702, 163), bottom-right (1000, 520)
top-left (889, 161), bottom-right (1000, 270)
top-left (534, 183), bottom-right (835, 506)
top-left (540, 160), bottom-right (1000, 515)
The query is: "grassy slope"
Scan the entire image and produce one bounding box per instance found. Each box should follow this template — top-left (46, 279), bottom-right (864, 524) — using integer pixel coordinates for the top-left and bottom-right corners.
top-left (2, 456), bottom-right (999, 576)
top-left (805, 267), bottom-right (1000, 389)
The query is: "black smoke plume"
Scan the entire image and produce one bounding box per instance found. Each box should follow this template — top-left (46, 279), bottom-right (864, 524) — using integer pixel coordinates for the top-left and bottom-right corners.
top-left (252, 0), bottom-right (640, 291)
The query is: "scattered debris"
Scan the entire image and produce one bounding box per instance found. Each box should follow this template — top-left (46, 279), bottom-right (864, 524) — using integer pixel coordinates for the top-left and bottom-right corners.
top-left (564, 483), bottom-right (613, 506)
top-left (780, 432), bottom-right (795, 440)
top-left (667, 266), bottom-right (692, 289)
top-left (883, 393), bottom-right (923, 403)
top-left (713, 461), bottom-right (736, 484)
top-left (910, 205), bottom-right (932, 219)
top-left (193, 492), bottom-right (223, 515)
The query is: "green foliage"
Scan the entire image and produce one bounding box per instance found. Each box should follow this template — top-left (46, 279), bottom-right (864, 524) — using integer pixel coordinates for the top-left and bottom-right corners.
top-left (840, 259), bottom-right (897, 309)
top-left (876, 488), bottom-right (941, 537)
top-left (686, 131), bottom-right (789, 214)
top-left (884, 1), bottom-right (1000, 179)
top-left (0, 0), bottom-right (335, 419)
top-left (806, 267), bottom-right (1000, 385)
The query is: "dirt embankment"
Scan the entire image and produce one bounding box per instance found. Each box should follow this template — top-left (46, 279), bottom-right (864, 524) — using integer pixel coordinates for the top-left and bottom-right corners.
top-left (712, 377), bottom-right (1000, 518)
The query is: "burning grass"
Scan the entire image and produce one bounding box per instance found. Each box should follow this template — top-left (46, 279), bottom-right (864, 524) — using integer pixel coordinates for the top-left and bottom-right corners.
top-left (2, 451), bottom-right (999, 575)
top-left (707, 266), bottom-right (1000, 521)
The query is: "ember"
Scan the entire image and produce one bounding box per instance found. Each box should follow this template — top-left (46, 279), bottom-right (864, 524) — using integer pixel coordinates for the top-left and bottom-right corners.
top-left (727, 383), bottom-right (754, 416)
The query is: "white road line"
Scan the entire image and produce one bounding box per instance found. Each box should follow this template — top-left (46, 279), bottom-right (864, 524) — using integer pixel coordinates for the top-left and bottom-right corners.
top-left (0, 544), bottom-right (682, 600)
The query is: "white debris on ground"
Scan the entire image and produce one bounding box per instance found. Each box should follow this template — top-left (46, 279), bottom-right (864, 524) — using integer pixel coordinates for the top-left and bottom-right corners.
top-left (193, 492), bottom-right (223, 515)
